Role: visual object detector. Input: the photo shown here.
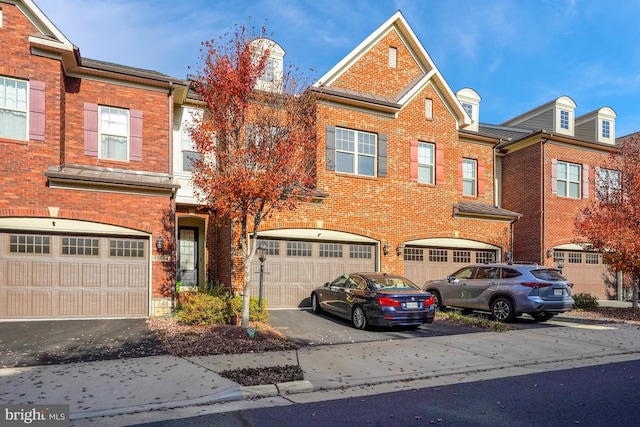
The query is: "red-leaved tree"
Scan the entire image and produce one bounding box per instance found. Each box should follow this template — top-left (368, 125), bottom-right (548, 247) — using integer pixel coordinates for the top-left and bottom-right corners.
top-left (575, 135), bottom-right (640, 309)
top-left (189, 24), bottom-right (317, 328)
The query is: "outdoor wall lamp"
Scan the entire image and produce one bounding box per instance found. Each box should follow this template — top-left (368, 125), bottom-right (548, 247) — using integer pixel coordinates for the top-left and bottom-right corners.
top-left (383, 242), bottom-right (391, 256)
top-left (155, 235), bottom-right (165, 253)
top-left (546, 249), bottom-right (554, 259)
top-left (396, 244), bottom-right (405, 256)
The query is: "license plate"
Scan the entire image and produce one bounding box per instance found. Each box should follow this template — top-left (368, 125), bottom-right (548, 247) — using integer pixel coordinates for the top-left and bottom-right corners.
top-left (553, 288), bottom-right (564, 296)
top-left (406, 302), bottom-right (419, 309)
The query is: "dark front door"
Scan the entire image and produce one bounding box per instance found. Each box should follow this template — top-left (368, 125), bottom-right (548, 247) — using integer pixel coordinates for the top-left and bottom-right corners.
top-left (178, 227), bottom-right (198, 287)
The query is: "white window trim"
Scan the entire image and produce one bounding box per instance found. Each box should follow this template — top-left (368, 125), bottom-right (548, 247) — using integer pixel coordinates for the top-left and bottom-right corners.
top-left (417, 142), bottom-right (435, 184)
top-left (335, 127), bottom-right (377, 177)
top-left (98, 105), bottom-right (130, 161)
top-left (462, 158), bottom-right (477, 196)
top-left (0, 76), bottom-right (29, 141)
top-left (557, 160), bottom-right (581, 199)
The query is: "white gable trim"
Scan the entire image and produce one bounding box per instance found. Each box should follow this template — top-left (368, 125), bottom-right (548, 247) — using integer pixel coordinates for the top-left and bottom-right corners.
top-left (12, 0), bottom-right (75, 51)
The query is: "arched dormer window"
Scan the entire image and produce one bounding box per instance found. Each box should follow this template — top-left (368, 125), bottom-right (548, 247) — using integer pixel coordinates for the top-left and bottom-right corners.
top-left (250, 38), bottom-right (285, 93)
top-left (456, 88), bottom-right (481, 132)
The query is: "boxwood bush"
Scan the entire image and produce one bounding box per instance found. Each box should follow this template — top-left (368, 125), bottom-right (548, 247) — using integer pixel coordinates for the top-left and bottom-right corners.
top-left (572, 292), bottom-right (599, 310)
top-left (177, 291), bottom-right (269, 325)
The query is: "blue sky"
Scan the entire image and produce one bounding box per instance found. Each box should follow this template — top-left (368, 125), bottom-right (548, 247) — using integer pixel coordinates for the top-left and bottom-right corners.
top-left (39, 0), bottom-right (640, 137)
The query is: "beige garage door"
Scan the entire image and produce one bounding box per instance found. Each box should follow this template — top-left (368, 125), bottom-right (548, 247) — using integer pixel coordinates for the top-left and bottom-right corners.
top-left (403, 247), bottom-right (498, 287)
top-left (0, 232), bottom-right (149, 319)
top-left (248, 239), bottom-right (376, 308)
top-left (554, 251), bottom-right (615, 300)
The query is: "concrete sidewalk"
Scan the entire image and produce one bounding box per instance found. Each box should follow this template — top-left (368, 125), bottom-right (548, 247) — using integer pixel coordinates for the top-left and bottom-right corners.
top-left (3, 315), bottom-right (640, 426)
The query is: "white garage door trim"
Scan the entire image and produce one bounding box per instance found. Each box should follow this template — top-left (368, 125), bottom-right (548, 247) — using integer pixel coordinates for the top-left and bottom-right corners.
top-left (406, 237), bottom-right (500, 250)
top-left (0, 217), bottom-right (148, 236)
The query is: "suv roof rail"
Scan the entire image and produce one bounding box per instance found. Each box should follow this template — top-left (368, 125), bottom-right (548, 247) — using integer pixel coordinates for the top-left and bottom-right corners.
top-left (511, 261), bottom-right (539, 266)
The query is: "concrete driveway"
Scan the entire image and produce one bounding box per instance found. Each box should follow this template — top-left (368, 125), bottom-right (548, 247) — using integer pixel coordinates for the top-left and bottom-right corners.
top-left (0, 319), bottom-right (166, 368)
top-left (267, 308), bottom-right (484, 346)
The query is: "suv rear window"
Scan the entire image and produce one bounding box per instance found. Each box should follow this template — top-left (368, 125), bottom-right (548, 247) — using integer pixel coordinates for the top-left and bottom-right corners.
top-left (531, 269), bottom-right (566, 281)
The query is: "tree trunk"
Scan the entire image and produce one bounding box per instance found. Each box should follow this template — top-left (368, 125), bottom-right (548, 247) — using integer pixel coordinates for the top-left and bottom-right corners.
top-left (241, 259), bottom-right (251, 328)
top-left (633, 277), bottom-right (639, 311)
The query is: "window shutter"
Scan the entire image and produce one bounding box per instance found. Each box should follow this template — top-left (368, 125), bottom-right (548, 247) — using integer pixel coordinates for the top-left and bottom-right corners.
top-left (130, 109), bottom-right (143, 161)
top-left (478, 160), bottom-right (486, 197)
top-left (551, 158), bottom-right (558, 195)
top-left (457, 158), bottom-right (463, 194)
top-left (326, 125), bottom-right (335, 171)
top-left (582, 164), bottom-right (589, 198)
top-left (29, 81), bottom-right (45, 141)
top-left (84, 102), bottom-right (98, 157)
top-left (378, 134), bottom-right (387, 178)
top-left (410, 139), bottom-right (418, 182)
top-left (435, 144), bottom-right (444, 185)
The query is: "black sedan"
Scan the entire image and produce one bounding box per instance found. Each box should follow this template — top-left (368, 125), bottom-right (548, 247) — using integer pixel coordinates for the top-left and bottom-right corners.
top-left (310, 272), bottom-right (436, 329)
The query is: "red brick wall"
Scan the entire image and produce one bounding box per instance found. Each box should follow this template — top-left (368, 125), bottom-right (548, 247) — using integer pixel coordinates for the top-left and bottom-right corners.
top-left (256, 52), bottom-right (510, 277)
top-left (0, 3), bottom-right (173, 299)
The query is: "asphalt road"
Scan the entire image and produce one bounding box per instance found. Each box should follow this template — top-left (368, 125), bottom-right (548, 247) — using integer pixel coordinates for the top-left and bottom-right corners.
top-left (131, 358), bottom-right (640, 427)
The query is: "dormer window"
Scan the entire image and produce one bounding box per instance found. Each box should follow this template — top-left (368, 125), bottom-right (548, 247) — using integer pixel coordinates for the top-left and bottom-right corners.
top-left (462, 102), bottom-right (473, 118)
top-left (560, 110), bottom-right (569, 130)
top-left (602, 120), bottom-right (610, 139)
top-left (251, 39), bottom-right (285, 93)
top-left (259, 58), bottom-right (275, 84)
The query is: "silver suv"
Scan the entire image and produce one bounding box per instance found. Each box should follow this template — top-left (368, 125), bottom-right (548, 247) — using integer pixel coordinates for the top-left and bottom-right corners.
top-left (423, 263), bottom-right (575, 322)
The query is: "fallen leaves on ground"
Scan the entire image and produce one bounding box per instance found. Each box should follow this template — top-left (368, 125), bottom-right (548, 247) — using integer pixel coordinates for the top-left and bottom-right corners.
top-left (147, 317), bottom-right (298, 357)
top-left (562, 307), bottom-right (640, 324)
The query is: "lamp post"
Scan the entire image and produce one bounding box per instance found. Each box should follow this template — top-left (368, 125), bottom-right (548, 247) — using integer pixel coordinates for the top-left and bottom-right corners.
top-left (257, 242), bottom-right (267, 312)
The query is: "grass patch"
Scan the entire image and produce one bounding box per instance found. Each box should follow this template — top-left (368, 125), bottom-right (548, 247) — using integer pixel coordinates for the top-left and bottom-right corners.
top-left (436, 310), bottom-right (510, 332)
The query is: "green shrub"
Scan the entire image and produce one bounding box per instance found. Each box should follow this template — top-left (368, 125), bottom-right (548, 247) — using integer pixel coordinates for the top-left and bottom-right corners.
top-left (573, 292), bottom-right (599, 310)
top-left (176, 290), bottom-right (269, 325)
top-left (176, 293), bottom-right (227, 325)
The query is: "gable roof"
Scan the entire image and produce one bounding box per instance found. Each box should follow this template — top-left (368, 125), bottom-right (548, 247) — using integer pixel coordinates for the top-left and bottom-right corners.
top-left (312, 10), bottom-right (471, 128)
top-left (12, 0), bottom-right (188, 99)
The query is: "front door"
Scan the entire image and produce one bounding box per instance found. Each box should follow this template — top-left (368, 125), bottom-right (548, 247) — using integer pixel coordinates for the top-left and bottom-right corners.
top-left (178, 227), bottom-right (198, 287)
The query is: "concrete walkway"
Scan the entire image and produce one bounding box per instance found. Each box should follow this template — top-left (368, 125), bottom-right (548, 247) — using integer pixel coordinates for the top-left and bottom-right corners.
top-left (2, 313), bottom-right (640, 426)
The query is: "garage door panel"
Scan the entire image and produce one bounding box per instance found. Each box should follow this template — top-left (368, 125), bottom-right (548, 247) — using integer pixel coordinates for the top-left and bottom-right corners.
top-left (60, 263), bottom-right (80, 286)
top-left (7, 291), bottom-right (29, 316)
top-left (107, 292), bottom-right (126, 316)
top-left (7, 261), bottom-right (28, 286)
top-left (129, 265), bottom-right (148, 287)
top-left (32, 262), bottom-right (52, 287)
top-left (82, 263), bottom-right (101, 287)
top-left (32, 291), bottom-right (52, 316)
top-left (59, 292), bottom-right (80, 316)
top-left (82, 292), bottom-right (101, 316)
top-left (128, 292), bottom-right (148, 315)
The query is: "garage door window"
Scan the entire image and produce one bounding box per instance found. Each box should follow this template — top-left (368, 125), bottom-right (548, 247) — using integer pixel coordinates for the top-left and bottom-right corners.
top-left (62, 237), bottom-right (99, 256)
top-left (287, 242), bottom-right (312, 257)
top-left (404, 248), bottom-right (423, 262)
top-left (429, 249), bottom-right (447, 262)
top-left (453, 250), bottom-right (471, 263)
top-left (320, 243), bottom-right (343, 258)
top-left (585, 253), bottom-right (599, 264)
top-left (568, 253), bottom-right (582, 264)
top-left (476, 251), bottom-right (496, 263)
top-left (258, 240), bottom-right (280, 256)
top-left (9, 234), bottom-right (50, 254)
top-left (109, 239), bottom-right (145, 257)
top-left (349, 245), bottom-right (372, 259)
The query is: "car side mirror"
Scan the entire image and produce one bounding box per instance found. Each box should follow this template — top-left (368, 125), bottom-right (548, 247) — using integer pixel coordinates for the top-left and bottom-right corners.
top-left (448, 276), bottom-right (459, 284)
top-left (324, 282), bottom-right (330, 287)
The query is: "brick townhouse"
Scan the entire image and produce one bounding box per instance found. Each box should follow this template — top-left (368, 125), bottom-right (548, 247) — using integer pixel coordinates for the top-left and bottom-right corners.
top-left (1, 1), bottom-right (622, 321)
top-left (477, 98), bottom-right (622, 300)
top-left (0, 0), bottom-right (189, 319)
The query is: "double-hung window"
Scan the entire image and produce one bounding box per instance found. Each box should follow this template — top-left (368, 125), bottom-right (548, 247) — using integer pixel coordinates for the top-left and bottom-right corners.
top-left (597, 168), bottom-right (621, 201)
top-left (557, 161), bottom-right (581, 198)
top-left (560, 110), bottom-right (570, 130)
top-left (180, 124), bottom-right (200, 172)
top-left (335, 127), bottom-right (376, 176)
top-left (602, 120), bottom-right (610, 139)
top-left (417, 142), bottom-right (434, 184)
top-left (99, 106), bottom-right (129, 161)
top-left (462, 158), bottom-right (477, 196)
top-left (0, 76), bottom-right (28, 140)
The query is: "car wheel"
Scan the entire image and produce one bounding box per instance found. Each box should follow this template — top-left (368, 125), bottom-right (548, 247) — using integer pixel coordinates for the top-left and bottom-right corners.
top-left (311, 293), bottom-right (323, 313)
top-left (531, 312), bottom-right (554, 322)
top-left (430, 290), bottom-right (444, 310)
top-left (491, 297), bottom-right (515, 322)
top-left (352, 306), bottom-right (368, 330)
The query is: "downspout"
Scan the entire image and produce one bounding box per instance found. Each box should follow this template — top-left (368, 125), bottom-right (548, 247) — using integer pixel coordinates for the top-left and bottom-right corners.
top-left (168, 82), bottom-right (177, 311)
top-left (540, 134), bottom-right (552, 264)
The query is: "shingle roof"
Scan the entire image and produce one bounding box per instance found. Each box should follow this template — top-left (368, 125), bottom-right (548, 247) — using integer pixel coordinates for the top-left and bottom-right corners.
top-left (453, 202), bottom-right (521, 220)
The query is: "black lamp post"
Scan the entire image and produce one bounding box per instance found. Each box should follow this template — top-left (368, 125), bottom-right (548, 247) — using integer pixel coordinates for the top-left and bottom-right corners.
top-left (257, 242), bottom-right (267, 312)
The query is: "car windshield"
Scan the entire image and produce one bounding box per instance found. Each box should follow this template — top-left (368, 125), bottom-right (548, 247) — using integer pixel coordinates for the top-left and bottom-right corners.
top-left (531, 269), bottom-right (567, 281)
top-left (370, 277), bottom-right (418, 290)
